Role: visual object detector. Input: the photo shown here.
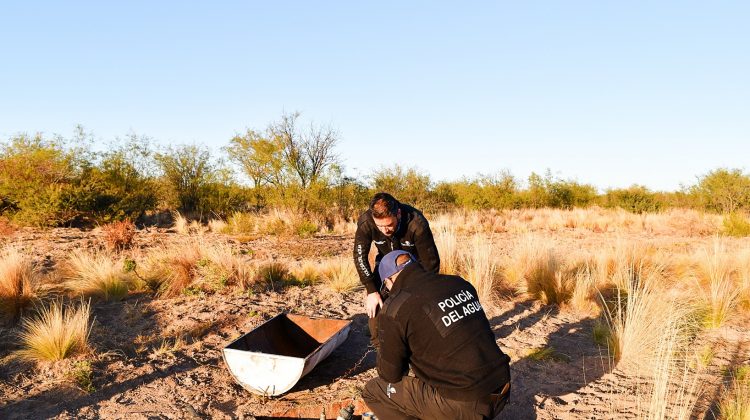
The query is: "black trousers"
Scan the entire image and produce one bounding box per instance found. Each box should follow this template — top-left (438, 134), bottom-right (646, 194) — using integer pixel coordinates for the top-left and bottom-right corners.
top-left (362, 376), bottom-right (509, 420)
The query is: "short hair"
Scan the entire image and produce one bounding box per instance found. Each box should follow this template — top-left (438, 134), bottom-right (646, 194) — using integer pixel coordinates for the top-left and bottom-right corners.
top-left (370, 192), bottom-right (399, 218)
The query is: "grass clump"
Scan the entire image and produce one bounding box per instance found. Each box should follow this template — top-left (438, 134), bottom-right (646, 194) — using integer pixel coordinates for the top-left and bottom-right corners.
top-left (460, 234), bottom-right (498, 306)
top-left (290, 262), bottom-right (322, 286)
top-left (720, 373), bottom-right (750, 420)
top-left (321, 258), bottom-right (360, 292)
top-left (101, 219), bottom-right (136, 251)
top-left (525, 346), bottom-right (570, 362)
top-left (505, 235), bottom-right (573, 305)
top-left (208, 219), bottom-right (228, 233)
top-left (693, 240), bottom-right (740, 329)
top-left (65, 250), bottom-right (131, 301)
top-left (257, 261), bottom-right (290, 286)
top-left (17, 299), bottom-right (92, 362)
top-left (597, 256), bottom-right (694, 368)
top-left (140, 241), bottom-right (203, 297)
top-left (0, 245), bottom-right (38, 322)
top-left (435, 225), bottom-right (459, 275)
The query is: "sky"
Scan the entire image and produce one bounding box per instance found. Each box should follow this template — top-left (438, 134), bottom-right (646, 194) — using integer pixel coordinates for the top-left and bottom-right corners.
top-left (1, 1), bottom-right (748, 192)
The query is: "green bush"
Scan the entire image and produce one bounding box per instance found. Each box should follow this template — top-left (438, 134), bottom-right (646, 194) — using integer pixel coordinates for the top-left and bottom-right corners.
top-left (723, 212), bottom-right (750, 237)
top-left (0, 134), bottom-right (92, 226)
top-left (692, 168), bottom-right (750, 213)
top-left (602, 185), bottom-right (663, 214)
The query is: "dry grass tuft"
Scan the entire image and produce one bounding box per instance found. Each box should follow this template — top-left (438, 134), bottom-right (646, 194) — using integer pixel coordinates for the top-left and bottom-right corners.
top-left (504, 235), bottom-right (572, 305)
top-left (692, 239), bottom-right (740, 328)
top-left (0, 217), bottom-right (15, 237)
top-left (17, 299), bottom-right (92, 362)
top-left (460, 234), bottom-right (498, 306)
top-left (720, 369), bottom-right (750, 420)
top-left (141, 241), bottom-right (203, 297)
top-left (321, 258), bottom-right (360, 293)
top-left (172, 212), bottom-right (202, 235)
top-left (101, 219), bottom-right (136, 251)
top-left (290, 261), bottom-right (323, 286)
top-left (208, 219), bottom-right (228, 233)
top-left (598, 262), bottom-right (693, 368)
top-left (65, 250), bottom-right (131, 301)
top-left (435, 225), bottom-right (460, 275)
top-left (198, 242), bottom-right (253, 289)
top-left (257, 261), bottom-right (290, 287)
top-left (0, 245), bottom-right (38, 322)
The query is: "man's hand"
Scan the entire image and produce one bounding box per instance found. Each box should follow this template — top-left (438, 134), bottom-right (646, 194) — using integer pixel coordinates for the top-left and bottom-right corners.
top-left (365, 292), bottom-right (383, 318)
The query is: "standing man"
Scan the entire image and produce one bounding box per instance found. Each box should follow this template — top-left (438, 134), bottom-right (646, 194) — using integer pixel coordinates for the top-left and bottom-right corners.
top-left (362, 250), bottom-right (511, 420)
top-left (353, 193), bottom-right (440, 341)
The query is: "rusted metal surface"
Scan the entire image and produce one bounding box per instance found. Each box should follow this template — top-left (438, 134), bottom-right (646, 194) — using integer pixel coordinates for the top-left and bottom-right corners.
top-left (223, 313), bottom-right (352, 396)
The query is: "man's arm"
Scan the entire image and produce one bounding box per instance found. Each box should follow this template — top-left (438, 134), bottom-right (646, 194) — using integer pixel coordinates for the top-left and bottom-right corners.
top-left (353, 218), bottom-right (379, 294)
top-left (414, 218), bottom-right (440, 274)
top-left (376, 314), bottom-right (409, 383)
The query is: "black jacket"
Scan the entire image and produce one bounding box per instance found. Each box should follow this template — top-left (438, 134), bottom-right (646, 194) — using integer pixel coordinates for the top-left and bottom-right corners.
top-left (353, 203), bottom-right (440, 293)
top-left (376, 263), bottom-right (511, 401)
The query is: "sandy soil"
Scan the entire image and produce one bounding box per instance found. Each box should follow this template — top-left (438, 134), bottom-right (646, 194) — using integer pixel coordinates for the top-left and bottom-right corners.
top-left (1, 228), bottom-right (748, 419)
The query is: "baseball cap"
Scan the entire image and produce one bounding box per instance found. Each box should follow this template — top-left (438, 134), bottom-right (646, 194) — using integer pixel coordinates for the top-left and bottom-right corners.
top-left (378, 250), bottom-right (415, 283)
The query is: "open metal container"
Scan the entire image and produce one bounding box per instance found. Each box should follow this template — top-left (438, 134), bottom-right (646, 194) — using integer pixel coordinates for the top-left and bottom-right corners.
top-left (223, 313), bottom-right (352, 396)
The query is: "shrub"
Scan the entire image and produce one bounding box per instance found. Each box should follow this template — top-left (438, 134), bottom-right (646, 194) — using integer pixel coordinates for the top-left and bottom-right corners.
top-left (65, 250), bottom-right (131, 301)
top-left (692, 168), bottom-right (750, 213)
top-left (0, 245), bottom-right (38, 322)
top-left (86, 138), bottom-right (159, 222)
top-left (17, 299), bottom-right (92, 362)
top-left (101, 219), bottom-right (137, 251)
top-left (294, 219), bottom-right (319, 237)
top-left (67, 360), bottom-right (95, 393)
top-left (0, 133), bottom-right (92, 227)
top-left (602, 185), bottom-right (663, 214)
top-left (723, 212), bottom-right (750, 237)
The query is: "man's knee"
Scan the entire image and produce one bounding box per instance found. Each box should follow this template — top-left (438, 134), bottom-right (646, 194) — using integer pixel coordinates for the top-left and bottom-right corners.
top-left (362, 377), bottom-right (387, 405)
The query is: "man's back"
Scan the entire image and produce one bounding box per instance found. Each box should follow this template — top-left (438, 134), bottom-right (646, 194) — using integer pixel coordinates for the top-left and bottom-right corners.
top-left (377, 263), bottom-right (510, 402)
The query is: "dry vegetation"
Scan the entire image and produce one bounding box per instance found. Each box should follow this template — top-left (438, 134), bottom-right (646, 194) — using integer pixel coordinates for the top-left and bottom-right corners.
top-left (1, 207), bottom-right (749, 419)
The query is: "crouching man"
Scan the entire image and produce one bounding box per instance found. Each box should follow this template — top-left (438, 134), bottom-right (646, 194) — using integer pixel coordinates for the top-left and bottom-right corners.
top-left (362, 250), bottom-right (511, 420)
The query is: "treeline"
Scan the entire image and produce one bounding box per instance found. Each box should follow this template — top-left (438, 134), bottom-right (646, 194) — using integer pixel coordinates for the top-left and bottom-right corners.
top-left (1, 115), bottom-right (749, 228)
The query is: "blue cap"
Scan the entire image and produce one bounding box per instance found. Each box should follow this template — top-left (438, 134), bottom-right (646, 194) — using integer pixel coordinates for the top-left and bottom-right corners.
top-left (379, 250), bottom-right (415, 282)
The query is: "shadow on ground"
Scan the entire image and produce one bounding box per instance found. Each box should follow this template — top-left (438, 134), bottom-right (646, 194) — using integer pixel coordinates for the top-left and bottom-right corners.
top-left (489, 302), bottom-right (612, 420)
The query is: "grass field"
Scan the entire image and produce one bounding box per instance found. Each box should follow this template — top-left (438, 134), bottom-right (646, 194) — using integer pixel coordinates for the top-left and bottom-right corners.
top-left (0, 207), bottom-right (749, 419)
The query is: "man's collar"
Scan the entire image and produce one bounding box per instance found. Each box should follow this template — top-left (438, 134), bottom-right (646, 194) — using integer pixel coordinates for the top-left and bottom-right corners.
top-left (389, 262), bottom-right (420, 295)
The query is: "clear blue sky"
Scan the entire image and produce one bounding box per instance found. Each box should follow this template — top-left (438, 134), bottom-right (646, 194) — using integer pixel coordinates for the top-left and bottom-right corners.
top-left (1, 1), bottom-right (748, 191)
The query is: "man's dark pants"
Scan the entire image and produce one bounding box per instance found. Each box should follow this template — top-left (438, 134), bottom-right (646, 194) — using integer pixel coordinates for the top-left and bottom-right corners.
top-left (362, 376), bottom-right (509, 420)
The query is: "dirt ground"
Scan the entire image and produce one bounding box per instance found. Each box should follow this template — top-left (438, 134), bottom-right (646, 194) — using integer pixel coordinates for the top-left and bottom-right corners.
top-left (1, 227), bottom-right (748, 419)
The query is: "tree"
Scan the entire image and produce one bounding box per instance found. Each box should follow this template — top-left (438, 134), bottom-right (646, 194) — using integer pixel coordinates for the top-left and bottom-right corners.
top-left (154, 145), bottom-right (217, 213)
top-left (269, 112), bottom-right (339, 189)
top-left (226, 130), bottom-right (284, 188)
top-left (372, 165), bottom-right (433, 209)
top-left (692, 168), bottom-right (750, 213)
